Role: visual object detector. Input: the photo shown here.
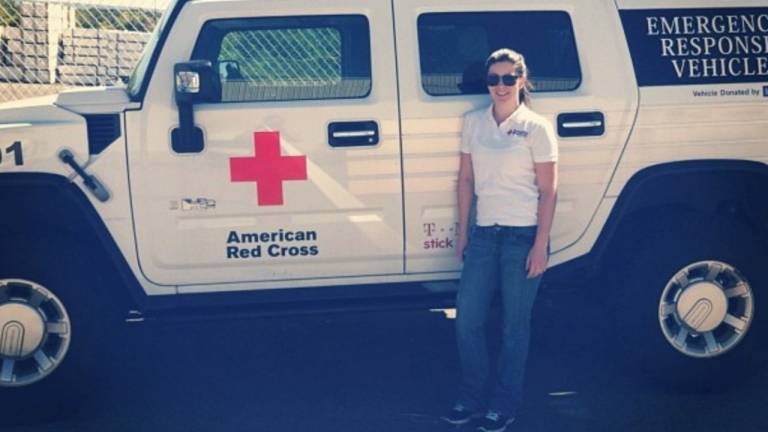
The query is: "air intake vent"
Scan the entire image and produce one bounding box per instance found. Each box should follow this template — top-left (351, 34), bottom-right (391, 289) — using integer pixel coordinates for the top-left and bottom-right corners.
top-left (85, 114), bottom-right (121, 155)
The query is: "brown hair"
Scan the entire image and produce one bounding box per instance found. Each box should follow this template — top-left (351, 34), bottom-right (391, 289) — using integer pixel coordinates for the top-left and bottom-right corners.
top-left (485, 48), bottom-right (533, 106)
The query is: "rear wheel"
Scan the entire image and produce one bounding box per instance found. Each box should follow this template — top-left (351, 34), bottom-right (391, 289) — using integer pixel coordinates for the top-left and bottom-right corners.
top-left (657, 260), bottom-right (754, 360)
top-left (610, 214), bottom-right (766, 390)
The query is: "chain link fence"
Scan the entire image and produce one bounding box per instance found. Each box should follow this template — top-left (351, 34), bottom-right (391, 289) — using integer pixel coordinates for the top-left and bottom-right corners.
top-left (0, 0), bottom-right (168, 102)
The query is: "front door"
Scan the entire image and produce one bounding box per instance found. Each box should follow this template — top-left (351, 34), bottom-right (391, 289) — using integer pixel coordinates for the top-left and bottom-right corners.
top-left (126, 1), bottom-right (403, 290)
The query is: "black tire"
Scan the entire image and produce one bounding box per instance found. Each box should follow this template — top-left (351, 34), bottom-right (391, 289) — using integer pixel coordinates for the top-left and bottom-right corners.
top-left (608, 213), bottom-right (767, 391)
top-left (0, 234), bottom-right (119, 425)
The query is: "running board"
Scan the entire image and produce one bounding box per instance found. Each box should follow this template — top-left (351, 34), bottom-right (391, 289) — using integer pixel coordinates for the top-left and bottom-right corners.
top-left (124, 292), bottom-right (455, 324)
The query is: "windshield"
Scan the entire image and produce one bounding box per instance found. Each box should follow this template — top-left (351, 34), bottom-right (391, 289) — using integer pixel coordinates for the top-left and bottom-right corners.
top-left (127, 1), bottom-right (177, 99)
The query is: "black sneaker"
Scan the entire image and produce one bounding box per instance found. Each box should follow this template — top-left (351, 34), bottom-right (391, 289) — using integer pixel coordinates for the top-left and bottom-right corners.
top-left (440, 404), bottom-right (477, 425)
top-left (476, 411), bottom-right (515, 432)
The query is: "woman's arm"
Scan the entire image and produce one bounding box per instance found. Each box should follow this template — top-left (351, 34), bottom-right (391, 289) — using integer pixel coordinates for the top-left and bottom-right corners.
top-left (527, 161), bottom-right (558, 278)
top-left (456, 152), bottom-right (474, 260)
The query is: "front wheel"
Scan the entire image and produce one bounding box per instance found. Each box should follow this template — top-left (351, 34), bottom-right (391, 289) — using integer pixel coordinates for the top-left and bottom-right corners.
top-left (0, 279), bottom-right (73, 387)
top-left (0, 236), bottom-right (118, 425)
top-left (611, 215), bottom-right (766, 390)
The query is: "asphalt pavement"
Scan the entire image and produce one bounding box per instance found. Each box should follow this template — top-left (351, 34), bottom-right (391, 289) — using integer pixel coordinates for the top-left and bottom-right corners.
top-left (6, 286), bottom-right (768, 432)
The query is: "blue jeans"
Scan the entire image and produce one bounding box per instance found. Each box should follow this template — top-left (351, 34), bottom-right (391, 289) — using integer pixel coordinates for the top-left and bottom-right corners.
top-left (455, 225), bottom-right (542, 416)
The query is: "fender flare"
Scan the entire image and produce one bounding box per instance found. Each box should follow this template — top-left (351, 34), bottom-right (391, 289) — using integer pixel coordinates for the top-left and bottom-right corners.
top-left (593, 159), bottom-right (768, 266)
top-left (0, 172), bottom-right (144, 309)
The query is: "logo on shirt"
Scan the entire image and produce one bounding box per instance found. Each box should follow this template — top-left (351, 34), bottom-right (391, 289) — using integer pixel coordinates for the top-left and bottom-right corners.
top-left (507, 129), bottom-right (529, 137)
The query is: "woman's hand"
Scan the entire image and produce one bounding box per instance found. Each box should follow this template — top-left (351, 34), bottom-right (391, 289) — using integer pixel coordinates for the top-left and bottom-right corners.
top-left (526, 242), bottom-right (548, 278)
top-left (456, 152), bottom-right (474, 262)
top-left (456, 231), bottom-right (468, 260)
top-left (529, 161), bottom-right (557, 279)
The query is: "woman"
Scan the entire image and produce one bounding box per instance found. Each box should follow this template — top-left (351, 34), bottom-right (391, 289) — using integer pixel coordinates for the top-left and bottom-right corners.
top-left (443, 48), bottom-right (558, 432)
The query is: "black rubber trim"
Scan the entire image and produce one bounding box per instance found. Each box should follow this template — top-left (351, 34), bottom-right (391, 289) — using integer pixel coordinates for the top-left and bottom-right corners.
top-left (0, 173), bottom-right (144, 308)
top-left (139, 281), bottom-right (455, 319)
top-left (545, 159), bottom-right (768, 291)
top-left (548, 160), bottom-right (768, 282)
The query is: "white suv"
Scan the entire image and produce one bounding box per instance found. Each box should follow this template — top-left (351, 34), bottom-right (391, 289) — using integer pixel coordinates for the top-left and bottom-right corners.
top-left (1, 0), bottom-right (766, 420)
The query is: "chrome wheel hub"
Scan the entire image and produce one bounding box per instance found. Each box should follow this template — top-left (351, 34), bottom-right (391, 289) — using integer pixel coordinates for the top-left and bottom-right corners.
top-left (0, 279), bottom-right (71, 387)
top-left (0, 303), bottom-right (46, 358)
top-left (659, 261), bottom-right (754, 358)
top-left (675, 281), bottom-right (728, 332)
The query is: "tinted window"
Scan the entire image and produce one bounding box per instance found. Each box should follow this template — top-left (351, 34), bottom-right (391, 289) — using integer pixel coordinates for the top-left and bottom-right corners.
top-left (418, 12), bottom-right (581, 96)
top-left (192, 15), bottom-right (371, 102)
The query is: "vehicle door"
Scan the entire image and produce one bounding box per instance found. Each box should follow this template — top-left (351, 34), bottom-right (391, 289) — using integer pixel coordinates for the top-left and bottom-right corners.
top-left (125, 0), bottom-right (403, 290)
top-left (394, 0), bottom-right (639, 273)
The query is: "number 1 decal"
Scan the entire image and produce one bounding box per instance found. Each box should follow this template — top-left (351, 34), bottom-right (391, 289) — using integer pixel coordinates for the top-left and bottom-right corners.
top-left (2, 141), bottom-right (23, 166)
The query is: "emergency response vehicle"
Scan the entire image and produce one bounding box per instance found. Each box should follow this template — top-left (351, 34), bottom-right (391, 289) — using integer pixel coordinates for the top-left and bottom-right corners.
top-left (1, 0), bottom-right (767, 419)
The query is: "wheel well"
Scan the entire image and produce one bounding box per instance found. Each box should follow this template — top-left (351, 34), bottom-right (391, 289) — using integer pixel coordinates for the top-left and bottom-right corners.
top-left (0, 173), bottom-right (142, 309)
top-left (593, 160), bottom-right (768, 267)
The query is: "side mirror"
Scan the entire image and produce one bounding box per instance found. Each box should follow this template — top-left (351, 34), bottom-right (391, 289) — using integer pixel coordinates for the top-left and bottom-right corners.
top-left (174, 60), bottom-right (221, 104)
top-left (172, 60), bottom-right (220, 153)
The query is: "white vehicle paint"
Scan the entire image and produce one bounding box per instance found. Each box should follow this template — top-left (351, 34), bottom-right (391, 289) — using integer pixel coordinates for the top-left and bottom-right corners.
top-left (0, 0), bottom-right (766, 414)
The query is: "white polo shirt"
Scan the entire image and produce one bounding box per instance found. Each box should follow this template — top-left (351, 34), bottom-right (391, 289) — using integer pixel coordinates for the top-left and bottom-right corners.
top-left (460, 103), bottom-right (558, 227)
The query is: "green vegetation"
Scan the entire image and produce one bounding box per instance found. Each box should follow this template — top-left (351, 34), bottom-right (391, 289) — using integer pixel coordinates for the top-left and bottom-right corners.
top-left (76, 7), bottom-right (160, 32)
top-left (0, 0), bottom-right (20, 27)
top-left (218, 28), bottom-right (341, 82)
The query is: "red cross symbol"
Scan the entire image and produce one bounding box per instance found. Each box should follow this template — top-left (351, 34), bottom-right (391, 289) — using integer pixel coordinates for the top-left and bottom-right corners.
top-left (229, 131), bottom-right (307, 206)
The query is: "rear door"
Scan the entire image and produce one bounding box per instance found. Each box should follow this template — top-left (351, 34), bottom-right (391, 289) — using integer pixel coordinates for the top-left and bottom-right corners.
top-left (125, 0), bottom-right (403, 289)
top-left (394, 0), bottom-right (639, 273)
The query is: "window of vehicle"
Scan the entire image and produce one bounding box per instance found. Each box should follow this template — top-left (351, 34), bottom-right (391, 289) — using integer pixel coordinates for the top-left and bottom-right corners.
top-left (127, 0), bottom-right (177, 99)
top-left (417, 12), bottom-right (581, 96)
top-left (192, 15), bottom-right (371, 103)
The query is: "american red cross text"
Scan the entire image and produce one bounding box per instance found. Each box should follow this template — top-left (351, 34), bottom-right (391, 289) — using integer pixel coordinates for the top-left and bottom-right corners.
top-left (229, 131), bottom-right (307, 206)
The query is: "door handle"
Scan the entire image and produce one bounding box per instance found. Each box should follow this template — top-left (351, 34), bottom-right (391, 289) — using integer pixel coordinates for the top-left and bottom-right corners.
top-left (328, 121), bottom-right (379, 147)
top-left (557, 112), bottom-right (605, 137)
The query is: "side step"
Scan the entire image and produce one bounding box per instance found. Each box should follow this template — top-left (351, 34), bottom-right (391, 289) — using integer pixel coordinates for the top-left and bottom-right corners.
top-left (124, 291), bottom-right (456, 324)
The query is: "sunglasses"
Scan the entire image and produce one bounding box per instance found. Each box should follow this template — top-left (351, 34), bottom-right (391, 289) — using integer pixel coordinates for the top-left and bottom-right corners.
top-left (486, 74), bottom-right (519, 87)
